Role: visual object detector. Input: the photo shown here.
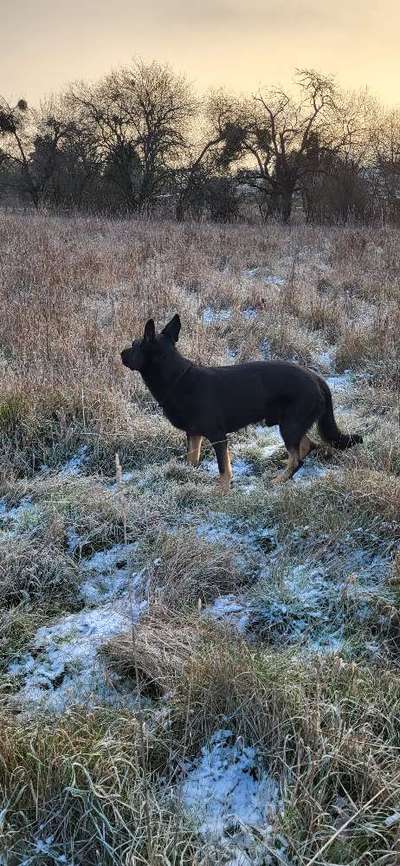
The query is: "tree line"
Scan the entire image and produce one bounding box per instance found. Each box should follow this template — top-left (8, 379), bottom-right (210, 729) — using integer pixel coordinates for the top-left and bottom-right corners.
top-left (1, 60), bottom-right (400, 224)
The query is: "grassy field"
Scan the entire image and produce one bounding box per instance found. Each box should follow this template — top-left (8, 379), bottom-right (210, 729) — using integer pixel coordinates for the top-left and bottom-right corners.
top-left (0, 211), bottom-right (399, 865)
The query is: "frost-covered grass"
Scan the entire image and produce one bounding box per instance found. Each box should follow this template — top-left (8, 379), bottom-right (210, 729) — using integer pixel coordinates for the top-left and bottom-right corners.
top-left (0, 212), bottom-right (399, 864)
top-left (177, 728), bottom-right (284, 865)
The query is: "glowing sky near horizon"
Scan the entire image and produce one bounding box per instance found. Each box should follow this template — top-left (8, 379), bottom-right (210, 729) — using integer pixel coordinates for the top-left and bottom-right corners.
top-left (1, 0), bottom-right (399, 106)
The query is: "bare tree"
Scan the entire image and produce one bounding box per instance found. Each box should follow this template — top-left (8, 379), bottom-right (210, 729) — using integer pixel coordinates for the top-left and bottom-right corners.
top-left (32, 96), bottom-right (102, 209)
top-left (68, 60), bottom-right (197, 212)
top-left (236, 69), bottom-right (338, 222)
top-left (371, 108), bottom-right (400, 223)
top-left (174, 89), bottom-right (247, 221)
top-left (302, 87), bottom-right (380, 223)
top-left (0, 95), bottom-right (84, 209)
top-left (0, 98), bottom-right (40, 207)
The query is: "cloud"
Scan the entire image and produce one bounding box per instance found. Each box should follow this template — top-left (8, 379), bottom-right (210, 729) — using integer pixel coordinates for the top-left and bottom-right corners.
top-left (147, 0), bottom-right (367, 33)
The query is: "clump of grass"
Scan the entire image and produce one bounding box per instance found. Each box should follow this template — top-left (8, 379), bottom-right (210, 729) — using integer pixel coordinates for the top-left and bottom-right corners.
top-left (346, 418), bottom-right (400, 476)
top-left (0, 605), bottom-right (50, 675)
top-left (0, 706), bottom-right (197, 865)
top-left (172, 638), bottom-right (400, 863)
top-left (0, 385), bottom-right (88, 479)
top-left (211, 469), bottom-right (397, 582)
top-left (84, 411), bottom-right (183, 475)
top-left (139, 527), bottom-right (251, 609)
top-left (0, 532), bottom-right (80, 608)
top-left (332, 468), bottom-right (400, 528)
top-left (336, 308), bottom-right (400, 387)
top-left (103, 606), bottom-right (222, 696)
top-left (12, 473), bottom-right (179, 556)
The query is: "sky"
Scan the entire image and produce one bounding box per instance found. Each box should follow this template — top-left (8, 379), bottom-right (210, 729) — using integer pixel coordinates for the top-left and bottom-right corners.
top-left (1, 0), bottom-right (400, 107)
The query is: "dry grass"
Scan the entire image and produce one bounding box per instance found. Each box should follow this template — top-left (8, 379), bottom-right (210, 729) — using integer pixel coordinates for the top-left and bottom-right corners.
top-left (140, 528), bottom-right (252, 609)
top-left (171, 638), bottom-right (400, 864)
top-left (0, 531), bottom-right (80, 609)
top-left (103, 606), bottom-right (220, 696)
top-left (332, 468), bottom-right (400, 526)
top-left (1, 640), bottom-right (400, 864)
top-left (0, 706), bottom-right (198, 864)
top-left (0, 211), bottom-right (399, 482)
top-left (1, 211), bottom-right (400, 865)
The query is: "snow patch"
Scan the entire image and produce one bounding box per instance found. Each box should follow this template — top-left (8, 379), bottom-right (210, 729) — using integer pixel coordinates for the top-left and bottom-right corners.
top-left (241, 307), bottom-right (257, 320)
top-left (58, 446), bottom-right (88, 477)
top-left (326, 371), bottom-right (353, 393)
top-left (202, 307), bottom-right (231, 326)
top-left (8, 594), bottom-right (145, 714)
top-left (265, 274), bottom-right (285, 286)
top-left (80, 542), bottom-right (140, 604)
top-left (294, 459), bottom-right (329, 483)
top-left (251, 424), bottom-right (282, 446)
top-left (315, 348), bottom-right (336, 372)
top-left (18, 834), bottom-right (73, 866)
top-left (248, 547), bottom-right (390, 649)
top-left (260, 338), bottom-right (272, 359)
top-left (0, 497), bottom-right (35, 528)
top-left (207, 595), bottom-right (251, 634)
top-left (196, 513), bottom-right (277, 555)
top-left (244, 267), bottom-right (285, 287)
top-left (201, 455), bottom-right (253, 480)
top-left (178, 730), bottom-right (285, 865)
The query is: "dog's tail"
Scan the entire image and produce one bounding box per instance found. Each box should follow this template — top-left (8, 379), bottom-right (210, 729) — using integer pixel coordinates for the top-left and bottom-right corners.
top-left (317, 378), bottom-right (363, 450)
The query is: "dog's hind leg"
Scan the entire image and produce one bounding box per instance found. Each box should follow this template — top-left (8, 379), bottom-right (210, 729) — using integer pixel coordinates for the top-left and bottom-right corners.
top-left (273, 406), bottom-right (320, 484)
top-left (186, 434), bottom-right (203, 466)
top-left (212, 437), bottom-right (232, 493)
top-left (299, 435), bottom-right (316, 461)
top-left (273, 417), bottom-right (305, 484)
top-left (272, 447), bottom-right (301, 484)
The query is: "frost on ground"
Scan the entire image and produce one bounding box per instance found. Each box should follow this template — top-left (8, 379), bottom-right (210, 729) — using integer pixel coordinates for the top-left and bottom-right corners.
top-left (249, 543), bottom-right (388, 650)
top-left (202, 306), bottom-right (232, 325)
top-left (178, 729), bottom-right (286, 866)
top-left (57, 445), bottom-right (88, 477)
top-left (18, 834), bottom-right (73, 866)
top-left (208, 595), bottom-right (253, 634)
top-left (8, 603), bottom-right (139, 713)
top-left (325, 371), bottom-right (354, 393)
top-left (0, 497), bottom-right (36, 530)
top-left (200, 512), bottom-right (391, 654)
top-left (8, 544), bottom-right (148, 714)
top-left (243, 267), bottom-right (285, 286)
top-left (80, 542), bottom-right (141, 604)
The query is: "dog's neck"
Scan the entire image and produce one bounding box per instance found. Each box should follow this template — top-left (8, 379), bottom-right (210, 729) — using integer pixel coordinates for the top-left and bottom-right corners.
top-left (141, 350), bottom-right (193, 406)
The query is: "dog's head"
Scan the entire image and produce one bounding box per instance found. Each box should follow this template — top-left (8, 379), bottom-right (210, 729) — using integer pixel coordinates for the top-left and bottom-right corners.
top-left (121, 314), bottom-right (181, 373)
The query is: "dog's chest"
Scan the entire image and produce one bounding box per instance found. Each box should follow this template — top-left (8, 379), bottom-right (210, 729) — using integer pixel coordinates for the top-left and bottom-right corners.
top-left (161, 404), bottom-right (187, 431)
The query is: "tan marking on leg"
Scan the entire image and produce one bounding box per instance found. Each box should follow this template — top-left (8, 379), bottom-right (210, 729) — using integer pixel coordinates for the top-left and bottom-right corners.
top-left (299, 435), bottom-right (312, 461)
top-left (215, 448), bottom-right (233, 494)
top-left (187, 435), bottom-right (203, 466)
top-left (272, 448), bottom-right (300, 484)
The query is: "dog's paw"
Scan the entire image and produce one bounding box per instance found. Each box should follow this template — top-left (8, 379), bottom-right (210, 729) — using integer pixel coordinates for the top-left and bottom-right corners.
top-left (272, 472), bottom-right (289, 485)
top-left (214, 477), bottom-right (232, 495)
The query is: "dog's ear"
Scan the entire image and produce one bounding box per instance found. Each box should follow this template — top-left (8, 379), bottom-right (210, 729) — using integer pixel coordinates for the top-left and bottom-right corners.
top-left (143, 319), bottom-right (156, 342)
top-left (162, 314), bottom-right (181, 344)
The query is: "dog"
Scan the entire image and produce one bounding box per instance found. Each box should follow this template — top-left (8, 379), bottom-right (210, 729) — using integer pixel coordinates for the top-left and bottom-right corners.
top-left (121, 314), bottom-right (363, 491)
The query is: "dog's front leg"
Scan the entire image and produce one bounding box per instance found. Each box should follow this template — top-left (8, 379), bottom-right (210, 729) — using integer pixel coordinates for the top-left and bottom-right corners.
top-left (212, 437), bottom-right (232, 493)
top-left (186, 434), bottom-right (203, 466)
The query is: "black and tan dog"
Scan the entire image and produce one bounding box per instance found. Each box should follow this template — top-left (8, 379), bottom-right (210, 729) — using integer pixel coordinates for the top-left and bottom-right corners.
top-left (121, 315), bottom-right (362, 491)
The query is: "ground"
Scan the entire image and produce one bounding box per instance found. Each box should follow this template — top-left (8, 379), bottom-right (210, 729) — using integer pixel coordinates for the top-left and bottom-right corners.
top-left (0, 212), bottom-right (399, 865)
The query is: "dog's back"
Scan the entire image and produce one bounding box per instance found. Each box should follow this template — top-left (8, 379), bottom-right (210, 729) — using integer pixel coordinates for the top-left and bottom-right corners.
top-left (164, 359), bottom-right (324, 435)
